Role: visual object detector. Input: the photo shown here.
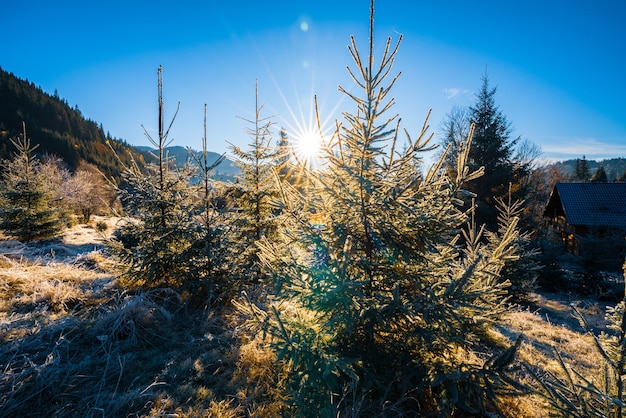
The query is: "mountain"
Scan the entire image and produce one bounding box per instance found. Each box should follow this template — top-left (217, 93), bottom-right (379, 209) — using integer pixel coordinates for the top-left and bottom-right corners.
top-left (0, 66), bottom-right (145, 180)
top-left (135, 145), bottom-right (239, 182)
top-left (0, 67), bottom-right (239, 183)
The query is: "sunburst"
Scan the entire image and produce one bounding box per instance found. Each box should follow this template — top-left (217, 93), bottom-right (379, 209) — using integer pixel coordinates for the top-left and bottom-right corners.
top-left (291, 125), bottom-right (324, 166)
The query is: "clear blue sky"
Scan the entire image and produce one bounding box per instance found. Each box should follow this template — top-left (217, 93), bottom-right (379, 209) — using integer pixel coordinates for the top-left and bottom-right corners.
top-left (4, 0), bottom-right (626, 163)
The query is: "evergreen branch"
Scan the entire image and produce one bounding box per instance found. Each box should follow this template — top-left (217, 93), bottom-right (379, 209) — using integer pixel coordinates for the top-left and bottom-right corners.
top-left (338, 86), bottom-right (366, 108)
top-left (372, 36), bottom-right (402, 86)
top-left (162, 101), bottom-right (180, 145)
top-left (346, 36), bottom-right (366, 88)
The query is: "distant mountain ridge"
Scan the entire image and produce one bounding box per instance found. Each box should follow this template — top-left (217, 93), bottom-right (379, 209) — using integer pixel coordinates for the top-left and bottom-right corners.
top-left (0, 67), bottom-right (237, 182)
top-left (135, 145), bottom-right (239, 181)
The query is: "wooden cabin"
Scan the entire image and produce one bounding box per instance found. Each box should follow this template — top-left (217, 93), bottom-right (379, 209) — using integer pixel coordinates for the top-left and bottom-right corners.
top-left (543, 182), bottom-right (626, 269)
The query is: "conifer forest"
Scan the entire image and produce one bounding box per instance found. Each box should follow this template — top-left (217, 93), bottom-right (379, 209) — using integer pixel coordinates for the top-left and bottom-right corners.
top-left (2, 2), bottom-right (626, 417)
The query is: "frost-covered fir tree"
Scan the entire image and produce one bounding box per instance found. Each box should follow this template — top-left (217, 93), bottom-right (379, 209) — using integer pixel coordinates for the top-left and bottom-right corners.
top-left (185, 104), bottom-right (237, 303)
top-left (237, 2), bottom-right (523, 416)
top-left (110, 67), bottom-right (199, 293)
top-left (0, 123), bottom-right (63, 240)
top-left (492, 187), bottom-right (540, 300)
top-left (229, 82), bottom-right (280, 286)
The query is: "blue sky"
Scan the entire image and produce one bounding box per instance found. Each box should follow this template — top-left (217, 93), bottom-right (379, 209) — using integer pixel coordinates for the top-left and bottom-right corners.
top-left (4, 0), bottom-right (626, 163)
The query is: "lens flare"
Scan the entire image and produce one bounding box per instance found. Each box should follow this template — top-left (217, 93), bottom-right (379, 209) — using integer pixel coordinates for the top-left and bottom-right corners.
top-left (293, 127), bottom-right (322, 163)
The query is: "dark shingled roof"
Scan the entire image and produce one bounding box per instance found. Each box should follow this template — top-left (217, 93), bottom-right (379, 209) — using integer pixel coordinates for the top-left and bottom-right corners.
top-left (544, 182), bottom-right (626, 227)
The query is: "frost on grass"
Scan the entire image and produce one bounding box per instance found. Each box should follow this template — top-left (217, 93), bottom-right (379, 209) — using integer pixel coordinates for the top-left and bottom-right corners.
top-left (0, 217), bottom-right (241, 417)
top-left (0, 217), bottom-right (116, 318)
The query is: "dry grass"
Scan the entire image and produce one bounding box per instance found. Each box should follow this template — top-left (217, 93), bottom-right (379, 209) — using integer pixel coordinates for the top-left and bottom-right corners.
top-left (0, 217), bottom-right (242, 417)
top-left (488, 292), bottom-right (614, 417)
top-left (505, 293), bottom-right (608, 379)
top-left (0, 217), bottom-right (619, 416)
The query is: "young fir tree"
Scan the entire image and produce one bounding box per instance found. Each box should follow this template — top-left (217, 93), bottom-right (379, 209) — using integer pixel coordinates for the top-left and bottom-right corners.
top-left (0, 123), bottom-right (63, 240)
top-left (185, 104), bottom-right (237, 303)
top-left (492, 186), bottom-right (541, 301)
top-left (275, 128), bottom-right (291, 169)
top-left (275, 127), bottom-right (304, 186)
top-left (237, 2), bottom-right (523, 415)
top-left (110, 66), bottom-right (199, 293)
top-left (229, 81), bottom-right (279, 286)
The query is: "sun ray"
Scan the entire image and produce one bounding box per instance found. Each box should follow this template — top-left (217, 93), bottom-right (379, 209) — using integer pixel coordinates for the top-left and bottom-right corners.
top-left (251, 28), bottom-right (355, 168)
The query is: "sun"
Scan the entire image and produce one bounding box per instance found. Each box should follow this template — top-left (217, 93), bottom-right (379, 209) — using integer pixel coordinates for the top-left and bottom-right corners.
top-left (294, 127), bottom-right (323, 163)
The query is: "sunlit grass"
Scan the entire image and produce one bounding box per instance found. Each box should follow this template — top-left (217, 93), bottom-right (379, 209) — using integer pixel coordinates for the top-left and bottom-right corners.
top-left (0, 217), bottom-right (616, 417)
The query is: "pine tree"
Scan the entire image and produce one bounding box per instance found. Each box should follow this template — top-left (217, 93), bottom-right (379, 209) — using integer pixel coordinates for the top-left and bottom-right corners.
top-left (275, 128), bottom-right (290, 167)
top-left (465, 73), bottom-right (529, 230)
top-left (109, 67), bottom-right (199, 293)
top-left (275, 128), bottom-right (293, 181)
top-left (575, 155), bottom-right (590, 181)
top-left (591, 165), bottom-right (608, 182)
top-left (229, 81), bottom-right (279, 286)
top-left (237, 2), bottom-right (523, 415)
top-left (185, 104), bottom-right (236, 303)
top-left (0, 123), bottom-right (63, 240)
top-left (493, 186), bottom-right (541, 300)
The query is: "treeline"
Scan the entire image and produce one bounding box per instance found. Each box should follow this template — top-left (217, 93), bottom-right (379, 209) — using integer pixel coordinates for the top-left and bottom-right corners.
top-left (0, 66), bottom-right (143, 180)
top-left (555, 156), bottom-right (626, 182)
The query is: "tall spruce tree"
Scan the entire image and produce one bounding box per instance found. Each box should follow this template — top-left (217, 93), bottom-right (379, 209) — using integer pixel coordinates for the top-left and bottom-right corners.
top-left (575, 155), bottom-right (590, 181)
top-left (465, 74), bottom-right (529, 230)
top-left (0, 123), bottom-right (63, 240)
top-left (237, 2), bottom-right (523, 415)
top-left (439, 76), bottom-right (538, 232)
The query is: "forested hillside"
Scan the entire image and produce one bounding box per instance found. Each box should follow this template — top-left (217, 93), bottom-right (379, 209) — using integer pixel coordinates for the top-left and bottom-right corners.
top-left (554, 157), bottom-right (626, 181)
top-left (0, 67), bottom-right (143, 180)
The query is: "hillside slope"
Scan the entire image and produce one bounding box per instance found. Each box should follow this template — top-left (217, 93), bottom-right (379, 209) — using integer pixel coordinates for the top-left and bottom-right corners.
top-left (0, 218), bottom-right (610, 416)
top-left (0, 67), bottom-right (144, 180)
